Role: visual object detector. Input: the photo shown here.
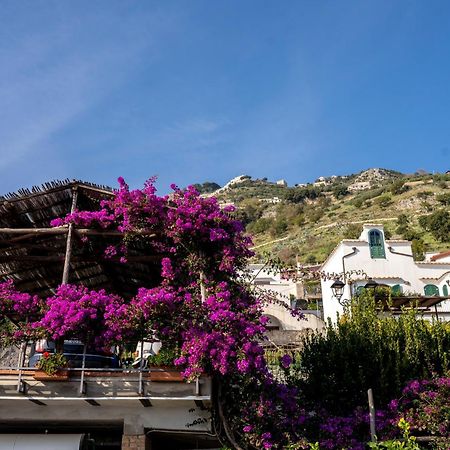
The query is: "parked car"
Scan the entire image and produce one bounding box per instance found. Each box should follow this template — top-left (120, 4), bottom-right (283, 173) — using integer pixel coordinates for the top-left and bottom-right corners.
top-left (29, 339), bottom-right (121, 369)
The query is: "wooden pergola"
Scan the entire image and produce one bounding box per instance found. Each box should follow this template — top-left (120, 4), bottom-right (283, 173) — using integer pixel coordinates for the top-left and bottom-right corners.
top-left (0, 180), bottom-right (162, 299)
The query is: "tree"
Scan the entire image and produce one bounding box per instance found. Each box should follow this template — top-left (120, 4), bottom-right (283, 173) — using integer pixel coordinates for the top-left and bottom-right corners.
top-left (343, 223), bottom-right (362, 239)
top-left (389, 180), bottom-right (408, 195)
top-left (411, 239), bottom-right (425, 261)
top-left (332, 184), bottom-right (349, 199)
top-left (427, 209), bottom-right (450, 242)
top-left (419, 210), bottom-right (450, 242)
top-left (192, 181), bottom-right (221, 194)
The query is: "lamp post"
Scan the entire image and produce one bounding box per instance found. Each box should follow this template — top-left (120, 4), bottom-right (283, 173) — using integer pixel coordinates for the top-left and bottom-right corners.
top-left (331, 279), bottom-right (350, 308)
top-left (364, 278), bottom-right (378, 290)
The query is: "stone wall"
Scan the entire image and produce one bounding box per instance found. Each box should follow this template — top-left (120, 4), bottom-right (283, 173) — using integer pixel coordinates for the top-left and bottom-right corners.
top-left (122, 434), bottom-right (150, 450)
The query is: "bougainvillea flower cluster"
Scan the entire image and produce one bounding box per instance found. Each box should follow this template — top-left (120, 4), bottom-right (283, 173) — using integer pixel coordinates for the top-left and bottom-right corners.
top-left (0, 178), bottom-right (310, 449)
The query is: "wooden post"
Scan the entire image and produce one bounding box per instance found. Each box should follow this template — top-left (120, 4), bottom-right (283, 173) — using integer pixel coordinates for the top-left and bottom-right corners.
top-left (368, 388), bottom-right (376, 442)
top-left (56, 188), bottom-right (78, 355)
top-left (61, 188), bottom-right (78, 285)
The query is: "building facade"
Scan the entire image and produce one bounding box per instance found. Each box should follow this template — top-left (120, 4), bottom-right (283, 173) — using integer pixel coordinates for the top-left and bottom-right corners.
top-left (321, 224), bottom-right (450, 322)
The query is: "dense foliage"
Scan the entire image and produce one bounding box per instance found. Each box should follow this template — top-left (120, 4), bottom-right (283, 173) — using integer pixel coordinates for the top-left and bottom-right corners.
top-left (0, 178), bottom-right (302, 449)
top-left (1, 177), bottom-right (449, 449)
top-left (291, 293), bottom-right (450, 416)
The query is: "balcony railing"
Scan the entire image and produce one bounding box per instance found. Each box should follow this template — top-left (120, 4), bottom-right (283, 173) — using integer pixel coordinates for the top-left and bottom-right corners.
top-left (0, 365), bottom-right (210, 408)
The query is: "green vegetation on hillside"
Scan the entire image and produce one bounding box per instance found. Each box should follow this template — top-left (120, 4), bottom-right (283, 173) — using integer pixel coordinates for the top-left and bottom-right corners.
top-left (206, 169), bottom-right (450, 265)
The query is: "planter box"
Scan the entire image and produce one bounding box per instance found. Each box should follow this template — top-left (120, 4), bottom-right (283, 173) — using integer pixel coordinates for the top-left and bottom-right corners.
top-left (148, 367), bottom-right (183, 382)
top-left (33, 370), bottom-right (70, 381)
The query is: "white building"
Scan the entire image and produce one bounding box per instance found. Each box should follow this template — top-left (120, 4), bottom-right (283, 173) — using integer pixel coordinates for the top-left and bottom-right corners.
top-left (321, 224), bottom-right (450, 322)
top-left (247, 264), bottom-right (325, 332)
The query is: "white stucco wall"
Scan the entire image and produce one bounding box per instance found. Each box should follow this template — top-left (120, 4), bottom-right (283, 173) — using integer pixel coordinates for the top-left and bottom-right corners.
top-left (321, 225), bottom-right (450, 323)
top-left (248, 264), bottom-right (325, 331)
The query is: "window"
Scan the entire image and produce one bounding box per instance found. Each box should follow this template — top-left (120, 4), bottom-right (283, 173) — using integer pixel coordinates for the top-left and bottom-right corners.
top-left (369, 229), bottom-right (385, 259)
top-left (391, 284), bottom-right (402, 296)
top-left (424, 284), bottom-right (440, 296)
top-left (443, 284), bottom-right (449, 297)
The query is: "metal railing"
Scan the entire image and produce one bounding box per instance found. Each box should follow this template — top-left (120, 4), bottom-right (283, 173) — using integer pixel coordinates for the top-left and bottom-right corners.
top-left (0, 365), bottom-right (200, 400)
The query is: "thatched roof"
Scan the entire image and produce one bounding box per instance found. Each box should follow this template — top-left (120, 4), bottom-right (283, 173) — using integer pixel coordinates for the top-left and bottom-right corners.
top-left (0, 180), bottom-right (161, 299)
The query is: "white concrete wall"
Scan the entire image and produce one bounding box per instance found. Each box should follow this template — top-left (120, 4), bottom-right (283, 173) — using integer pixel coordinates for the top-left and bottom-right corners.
top-left (321, 225), bottom-right (450, 322)
top-left (263, 303), bottom-right (325, 331)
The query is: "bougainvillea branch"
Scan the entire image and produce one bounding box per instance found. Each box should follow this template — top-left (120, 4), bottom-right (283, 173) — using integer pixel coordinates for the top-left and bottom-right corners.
top-left (1, 178), bottom-right (309, 448)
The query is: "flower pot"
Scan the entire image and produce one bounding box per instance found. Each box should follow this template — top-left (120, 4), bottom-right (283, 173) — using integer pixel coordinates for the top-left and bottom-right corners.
top-left (148, 366), bottom-right (183, 382)
top-left (33, 369), bottom-right (69, 381)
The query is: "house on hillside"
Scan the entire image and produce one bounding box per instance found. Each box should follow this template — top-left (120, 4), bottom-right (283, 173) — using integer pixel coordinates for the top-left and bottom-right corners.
top-left (247, 264), bottom-right (325, 344)
top-left (320, 224), bottom-right (450, 322)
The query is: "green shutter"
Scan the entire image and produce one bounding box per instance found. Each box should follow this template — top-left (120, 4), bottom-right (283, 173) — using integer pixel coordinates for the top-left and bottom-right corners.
top-left (369, 230), bottom-right (386, 259)
top-left (424, 284), bottom-right (439, 296)
top-left (443, 285), bottom-right (449, 297)
top-left (391, 284), bottom-right (402, 296)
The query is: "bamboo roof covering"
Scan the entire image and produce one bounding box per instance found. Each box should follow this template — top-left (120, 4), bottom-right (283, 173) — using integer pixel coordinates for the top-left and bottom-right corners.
top-left (379, 295), bottom-right (450, 311)
top-left (0, 180), bottom-right (162, 299)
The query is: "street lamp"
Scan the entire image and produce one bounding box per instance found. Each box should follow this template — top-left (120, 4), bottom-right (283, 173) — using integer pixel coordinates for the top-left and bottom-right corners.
top-left (364, 278), bottom-right (378, 290)
top-left (331, 279), bottom-right (345, 303)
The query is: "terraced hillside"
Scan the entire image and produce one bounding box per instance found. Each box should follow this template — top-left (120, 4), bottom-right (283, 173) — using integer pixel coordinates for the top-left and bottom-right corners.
top-left (197, 169), bottom-right (450, 265)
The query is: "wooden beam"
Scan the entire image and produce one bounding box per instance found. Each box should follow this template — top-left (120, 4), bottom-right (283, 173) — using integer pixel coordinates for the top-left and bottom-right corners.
top-left (0, 255), bottom-right (162, 263)
top-left (0, 227), bottom-right (157, 238)
top-left (0, 227), bottom-right (68, 235)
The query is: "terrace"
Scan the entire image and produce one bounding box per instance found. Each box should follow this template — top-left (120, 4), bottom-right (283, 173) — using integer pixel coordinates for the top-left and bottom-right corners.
top-left (0, 181), bottom-right (215, 450)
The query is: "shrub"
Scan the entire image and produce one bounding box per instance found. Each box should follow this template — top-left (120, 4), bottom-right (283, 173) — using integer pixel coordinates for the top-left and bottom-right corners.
top-left (247, 217), bottom-right (273, 234)
top-left (390, 375), bottom-right (450, 444)
top-left (416, 191), bottom-right (433, 199)
top-left (343, 223), bottom-right (362, 239)
top-left (306, 208), bottom-right (324, 224)
top-left (375, 194), bottom-right (393, 208)
top-left (285, 186), bottom-right (322, 204)
top-left (37, 352), bottom-right (68, 375)
top-left (192, 181), bottom-right (221, 194)
top-left (420, 210), bottom-right (450, 242)
top-left (305, 255), bottom-right (317, 264)
top-left (411, 239), bottom-right (425, 261)
top-left (332, 184), bottom-right (349, 199)
top-left (389, 180), bottom-right (408, 196)
top-left (291, 294), bottom-right (450, 415)
top-left (368, 419), bottom-right (421, 450)
top-left (436, 192), bottom-right (450, 206)
top-left (270, 218), bottom-right (288, 237)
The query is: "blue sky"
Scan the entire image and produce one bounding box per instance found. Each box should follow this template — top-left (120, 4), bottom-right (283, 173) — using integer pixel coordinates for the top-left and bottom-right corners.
top-left (0, 1), bottom-right (449, 194)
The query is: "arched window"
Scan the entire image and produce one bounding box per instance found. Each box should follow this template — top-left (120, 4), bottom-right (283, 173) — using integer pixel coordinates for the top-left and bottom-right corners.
top-left (424, 284), bottom-right (440, 296)
top-left (391, 284), bottom-right (402, 296)
top-left (369, 229), bottom-right (385, 259)
top-left (443, 285), bottom-right (449, 297)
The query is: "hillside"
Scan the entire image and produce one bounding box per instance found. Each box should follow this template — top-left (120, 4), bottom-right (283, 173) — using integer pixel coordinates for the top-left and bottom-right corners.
top-left (203, 169), bottom-right (450, 265)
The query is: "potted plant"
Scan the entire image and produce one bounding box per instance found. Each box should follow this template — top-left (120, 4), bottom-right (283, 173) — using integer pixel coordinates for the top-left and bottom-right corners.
top-left (147, 346), bottom-right (183, 382)
top-left (34, 352), bottom-right (69, 381)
